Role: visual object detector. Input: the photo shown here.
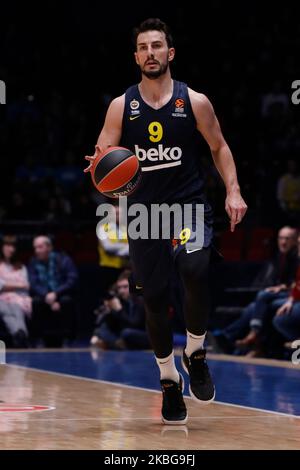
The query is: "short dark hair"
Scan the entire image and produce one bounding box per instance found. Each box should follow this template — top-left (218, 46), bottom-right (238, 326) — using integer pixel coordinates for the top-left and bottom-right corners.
top-left (133, 18), bottom-right (174, 50)
top-left (0, 235), bottom-right (22, 269)
top-left (117, 269), bottom-right (131, 282)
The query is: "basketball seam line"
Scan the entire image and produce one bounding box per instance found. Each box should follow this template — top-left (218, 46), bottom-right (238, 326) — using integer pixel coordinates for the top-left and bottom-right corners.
top-left (99, 156), bottom-right (140, 193)
top-left (94, 149), bottom-right (134, 185)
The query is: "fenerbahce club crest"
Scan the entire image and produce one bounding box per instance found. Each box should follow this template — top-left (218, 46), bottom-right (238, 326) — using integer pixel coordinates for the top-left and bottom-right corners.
top-left (172, 98), bottom-right (187, 118)
top-left (129, 99), bottom-right (141, 120)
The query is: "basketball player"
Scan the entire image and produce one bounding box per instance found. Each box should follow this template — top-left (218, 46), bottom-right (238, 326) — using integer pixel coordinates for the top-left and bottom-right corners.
top-left (84, 18), bottom-right (247, 424)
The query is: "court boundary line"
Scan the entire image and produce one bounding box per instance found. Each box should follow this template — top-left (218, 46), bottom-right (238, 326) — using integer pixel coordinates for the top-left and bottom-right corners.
top-left (206, 353), bottom-right (299, 370)
top-left (3, 415), bottom-right (294, 422)
top-left (4, 363), bottom-right (300, 420)
top-left (6, 348), bottom-right (299, 370)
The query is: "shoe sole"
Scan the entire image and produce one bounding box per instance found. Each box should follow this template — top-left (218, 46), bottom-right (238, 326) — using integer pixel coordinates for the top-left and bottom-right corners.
top-left (161, 415), bottom-right (188, 425)
top-left (181, 356), bottom-right (215, 405)
top-left (161, 374), bottom-right (188, 425)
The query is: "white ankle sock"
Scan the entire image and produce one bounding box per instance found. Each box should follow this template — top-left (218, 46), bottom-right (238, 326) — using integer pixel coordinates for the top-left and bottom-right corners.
top-left (155, 351), bottom-right (180, 383)
top-left (185, 330), bottom-right (206, 357)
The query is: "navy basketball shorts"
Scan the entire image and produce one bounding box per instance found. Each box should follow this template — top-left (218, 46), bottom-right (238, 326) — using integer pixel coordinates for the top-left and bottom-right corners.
top-left (127, 200), bottom-right (214, 297)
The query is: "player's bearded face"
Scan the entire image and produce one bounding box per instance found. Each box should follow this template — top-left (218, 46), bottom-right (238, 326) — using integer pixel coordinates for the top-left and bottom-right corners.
top-left (141, 53), bottom-right (169, 79)
top-left (135, 31), bottom-right (174, 80)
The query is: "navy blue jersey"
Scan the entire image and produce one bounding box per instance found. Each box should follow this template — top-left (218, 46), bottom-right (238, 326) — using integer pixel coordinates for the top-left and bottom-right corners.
top-left (120, 80), bottom-right (211, 208)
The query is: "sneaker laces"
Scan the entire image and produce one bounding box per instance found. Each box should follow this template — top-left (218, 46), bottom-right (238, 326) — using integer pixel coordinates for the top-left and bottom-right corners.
top-left (189, 352), bottom-right (210, 384)
top-left (161, 381), bottom-right (185, 409)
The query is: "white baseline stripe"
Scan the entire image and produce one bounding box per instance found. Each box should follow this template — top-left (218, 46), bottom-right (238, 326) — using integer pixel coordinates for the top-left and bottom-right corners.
top-left (141, 161), bottom-right (181, 171)
top-left (5, 364), bottom-right (300, 420)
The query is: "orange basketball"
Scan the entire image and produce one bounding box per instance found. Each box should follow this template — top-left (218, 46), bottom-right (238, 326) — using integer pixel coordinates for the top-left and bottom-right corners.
top-left (90, 146), bottom-right (141, 198)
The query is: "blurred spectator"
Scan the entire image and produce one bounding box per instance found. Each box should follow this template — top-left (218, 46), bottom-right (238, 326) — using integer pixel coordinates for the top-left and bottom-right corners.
top-left (0, 235), bottom-right (31, 347)
top-left (277, 159), bottom-right (300, 224)
top-left (97, 204), bottom-right (130, 294)
top-left (28, 235), bottom-right (78, 347)
top-left (212, 226), bottom-right (299, 356)
top-left (90, 270), bottom-right (149, 350)
top-left (272, 233), bottom-right (300, 343)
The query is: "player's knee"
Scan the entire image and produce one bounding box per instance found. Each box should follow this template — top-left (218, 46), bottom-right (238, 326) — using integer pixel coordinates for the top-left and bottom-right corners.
top-left (178, 252), bottom-right (209, 283)
top-left (144, 288), bottom-right (169, 319)
top-left (144, 293), bottom-right (165, 313)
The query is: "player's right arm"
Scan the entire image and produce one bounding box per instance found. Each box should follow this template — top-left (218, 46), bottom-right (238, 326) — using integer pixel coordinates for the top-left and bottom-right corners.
top-left (84, 94), bottom-right (125, 173)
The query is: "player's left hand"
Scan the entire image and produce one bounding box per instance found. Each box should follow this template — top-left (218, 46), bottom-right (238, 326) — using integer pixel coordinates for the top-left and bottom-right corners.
top-left (225, 191), bottom-right (248, 232)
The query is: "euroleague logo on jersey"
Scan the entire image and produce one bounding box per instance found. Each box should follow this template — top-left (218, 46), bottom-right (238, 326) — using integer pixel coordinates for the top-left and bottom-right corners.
top-left (175, 98), bottom-right (185, 108)
top-left (173, 98), bottom-right (187, 117)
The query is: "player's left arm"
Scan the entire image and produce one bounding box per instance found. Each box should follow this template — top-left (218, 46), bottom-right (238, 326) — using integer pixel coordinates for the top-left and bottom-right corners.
top-left (189, 88), bottom-right (247, 231)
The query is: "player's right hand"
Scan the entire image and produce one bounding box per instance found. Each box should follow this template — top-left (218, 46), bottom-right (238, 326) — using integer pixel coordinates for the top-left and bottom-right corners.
top-left (83, 145), bottom-right (102, 173)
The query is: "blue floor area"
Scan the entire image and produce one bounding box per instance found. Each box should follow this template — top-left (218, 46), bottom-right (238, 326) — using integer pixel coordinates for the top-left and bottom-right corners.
top-left (6, 350), bottom-right (300, 417)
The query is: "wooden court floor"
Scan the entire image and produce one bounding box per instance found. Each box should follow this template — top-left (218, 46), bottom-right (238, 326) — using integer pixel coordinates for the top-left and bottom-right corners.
top-left (0, 357), bottom-right (300, 450)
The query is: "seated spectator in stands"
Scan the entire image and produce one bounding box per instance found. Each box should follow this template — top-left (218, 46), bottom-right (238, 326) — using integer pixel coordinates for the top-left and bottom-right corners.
top-left (97, 204), bottom-right (129, 295)
top-left (90, 270), bottom-right (149, 350)
top-left (277, 159), bottom-right (300, 224)
top-left (212, 226), bottom-right (298, 355)
top-left (28, 236), bottom-right (78, 347)
top-left (273, 233), bottom-right (300, 344)
top-left (0, 235), bottom-right (31, 347)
